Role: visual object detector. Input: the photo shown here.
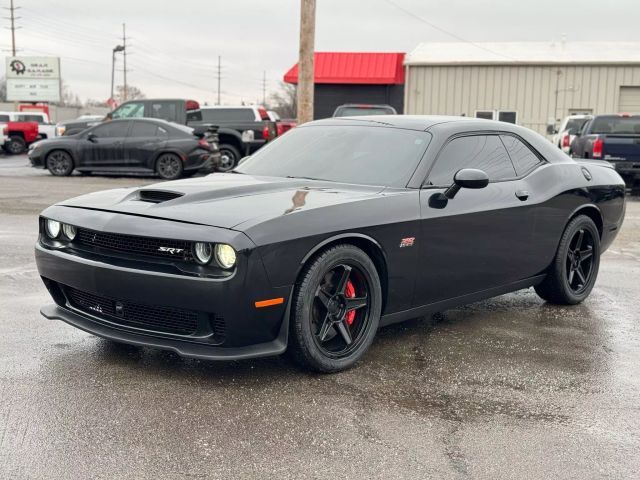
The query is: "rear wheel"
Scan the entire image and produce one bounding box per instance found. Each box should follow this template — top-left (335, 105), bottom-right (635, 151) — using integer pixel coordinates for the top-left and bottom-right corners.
top-left (289, 244), bottom-right (382, 372)
top-left (217, 144), bottom-right (240, 172)
top-left (46, 150), bottom-right (74, 176)
top-left (535, 215), bottom-right (600, 304)
top-left (6, 136), bottom-right (26, 155)
top-left (155, 153), bottom-right (183, 180)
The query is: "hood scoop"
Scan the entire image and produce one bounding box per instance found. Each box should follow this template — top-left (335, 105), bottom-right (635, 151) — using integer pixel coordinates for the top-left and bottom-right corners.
top-left (137, 189), bottom-right (184, 203)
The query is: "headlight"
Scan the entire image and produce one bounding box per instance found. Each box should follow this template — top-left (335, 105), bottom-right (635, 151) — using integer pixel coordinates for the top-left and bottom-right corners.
top-left (62, 224), bottom-right (77, 240)
top-left (45, 219), bottom-right (61, 238)
top-left (193, 242), bottom-right (213, 265)
top-left (215, 244), bottom-right (236, 269)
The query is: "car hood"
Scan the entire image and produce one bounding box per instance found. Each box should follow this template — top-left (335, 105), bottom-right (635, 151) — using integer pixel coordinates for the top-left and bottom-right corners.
top-left (58, 173), bottom-right (386, 231)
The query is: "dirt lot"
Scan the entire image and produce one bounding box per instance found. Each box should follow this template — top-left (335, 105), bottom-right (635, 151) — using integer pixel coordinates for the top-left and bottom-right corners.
top-left (1, 155), bottom-right (639, 479)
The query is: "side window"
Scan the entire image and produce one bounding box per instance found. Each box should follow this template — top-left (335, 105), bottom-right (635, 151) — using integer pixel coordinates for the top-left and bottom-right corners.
top-left (112, 102), bottom-right (145, 119)
top-left (427, 135), bottom-right (516, 186)
top-left (147, 102), bottom-right (179, 122)
top-left (91, 122), bottom-right (129, 138)
top-left (500, 135), bottom-right (541, 175)
top-left (0, 114), bottom-right (11, 122)
top-left (130, 121), bottom-right (159, 137)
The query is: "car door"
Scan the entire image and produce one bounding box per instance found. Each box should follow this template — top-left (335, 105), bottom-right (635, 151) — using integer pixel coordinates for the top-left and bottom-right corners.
top-left (415, 133), bottom-right (537, 306)
top-left (124, 121), bottom-right (165, 170)
top-left (83, 121), bottom-right (130, 168)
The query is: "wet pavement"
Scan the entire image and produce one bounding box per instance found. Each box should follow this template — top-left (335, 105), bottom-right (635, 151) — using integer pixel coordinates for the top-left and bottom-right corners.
top-left (1, 155), bottom-right (639, 479)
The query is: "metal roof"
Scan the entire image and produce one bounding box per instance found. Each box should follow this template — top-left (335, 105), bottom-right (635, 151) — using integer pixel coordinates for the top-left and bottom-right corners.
top-left (284, 52), bottom-right (405, 85)
top-left (405, 42), bottom-right (640, 66)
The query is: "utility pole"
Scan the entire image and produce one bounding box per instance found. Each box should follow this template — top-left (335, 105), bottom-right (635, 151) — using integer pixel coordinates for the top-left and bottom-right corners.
top-left (297, 0), bottom-right (315, 123)
top-left (4, 0), bottom-right (20, 56)
top-left (122, 23), bottom-right (128, 101)
top-left (216, 56), bottom-right (221, 105)
top-left (261, 70), bottom-right (267, 106)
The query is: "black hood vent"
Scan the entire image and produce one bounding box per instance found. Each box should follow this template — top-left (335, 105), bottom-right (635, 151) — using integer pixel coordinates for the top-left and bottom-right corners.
top-left (138, 190), bottom-right (184, 203)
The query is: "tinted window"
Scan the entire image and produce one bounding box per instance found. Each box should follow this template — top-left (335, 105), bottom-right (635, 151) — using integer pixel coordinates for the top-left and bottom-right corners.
top-left (591, 116), bottom-right (640, 134)
top-left (111, 102), bottom-right (144, 119)
top-left (428, 135), bottom-right (516, 186)
top-left (201, 108), bottom-right (255, 123)
top-left (147, 102), bottom-right (179, 122)
top-left (91, 121), bottom-right (129, 137)
top-left (236, 126), bottom-right (430, 187)
top-left (500, 135), bottom-right (540, 175)
top-left (130, 121), bottom-right (159, 137)
top-left (0, 114), bottom-right (10, 122)
top-left (475, 111), bottom-right (494, 120)
top-left (17, 114), bottom-right (44, 124)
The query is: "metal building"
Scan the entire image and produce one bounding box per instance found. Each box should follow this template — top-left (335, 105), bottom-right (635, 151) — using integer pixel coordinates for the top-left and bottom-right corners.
top-left (284, 52), bottom-right (405, 119)
top-left (403, 42), bottom-right (640, 135)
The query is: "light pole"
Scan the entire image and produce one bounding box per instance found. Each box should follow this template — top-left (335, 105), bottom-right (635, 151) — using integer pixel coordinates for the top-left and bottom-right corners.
top-left (111, 45), bottom-right (125, 104)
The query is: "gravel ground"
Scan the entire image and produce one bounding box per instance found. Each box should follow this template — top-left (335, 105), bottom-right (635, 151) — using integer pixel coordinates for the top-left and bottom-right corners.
top-left (1, 155), bottom-right (639, 479)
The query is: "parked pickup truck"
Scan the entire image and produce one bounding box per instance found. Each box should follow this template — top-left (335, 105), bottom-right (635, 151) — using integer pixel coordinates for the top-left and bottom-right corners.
top-left (0, 115), bottom-right (40, 154)
top-left (0, 111), bottom-right (57, 141)
top-left (571, 114), bottom-right (640, 188)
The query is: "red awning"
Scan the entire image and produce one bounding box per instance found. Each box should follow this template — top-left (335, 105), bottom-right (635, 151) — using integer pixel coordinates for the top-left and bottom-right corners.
top-left (283, 52), bottom-right (405, 85)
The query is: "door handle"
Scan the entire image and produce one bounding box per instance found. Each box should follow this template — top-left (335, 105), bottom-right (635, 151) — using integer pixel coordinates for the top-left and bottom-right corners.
top-left (515, 190), bottom-right (529, 201)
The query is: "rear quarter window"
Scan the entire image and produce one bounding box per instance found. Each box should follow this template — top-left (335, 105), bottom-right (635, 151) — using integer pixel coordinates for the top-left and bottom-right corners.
top-left (500, 135), bottom-right (542, 176)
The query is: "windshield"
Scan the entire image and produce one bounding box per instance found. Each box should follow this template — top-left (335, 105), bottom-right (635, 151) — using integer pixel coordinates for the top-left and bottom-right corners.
top-left (565, 118), bottom-right (589, 135)
top-left (235, 125), bottom-right (430, 187)
top-left (334, 106), bottom-right (395, 117)
top-left (591, 116), bottom-right (640, 134)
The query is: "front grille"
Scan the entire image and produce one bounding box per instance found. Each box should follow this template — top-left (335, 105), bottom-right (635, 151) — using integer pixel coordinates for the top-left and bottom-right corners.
top-left (76, 228), bottom-right (193, 262)
top-left (65, 286), bottom-right (199, 336)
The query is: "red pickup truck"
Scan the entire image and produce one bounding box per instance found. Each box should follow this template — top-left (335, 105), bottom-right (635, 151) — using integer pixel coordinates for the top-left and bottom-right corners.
top-left (0, 118), bottom-right (40, 154)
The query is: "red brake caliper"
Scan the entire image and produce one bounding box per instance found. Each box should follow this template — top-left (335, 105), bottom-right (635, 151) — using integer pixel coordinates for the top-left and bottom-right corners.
top-left (345, 280), bottom-right (356, 326)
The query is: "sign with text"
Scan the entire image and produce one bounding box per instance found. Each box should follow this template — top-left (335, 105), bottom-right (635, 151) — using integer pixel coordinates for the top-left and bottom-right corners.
top-left (6, 56), bottom-right (61, 102)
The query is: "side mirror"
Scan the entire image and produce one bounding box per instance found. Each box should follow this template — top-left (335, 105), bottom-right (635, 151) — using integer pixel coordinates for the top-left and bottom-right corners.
top-left (546, 124), bottom-right (556, 135)
top-left (86, 132), bottom-right (97, 142)
top-left (105, 112), bottom-right (113, 120)
top-left (444, 168), bottom-right (489, 199)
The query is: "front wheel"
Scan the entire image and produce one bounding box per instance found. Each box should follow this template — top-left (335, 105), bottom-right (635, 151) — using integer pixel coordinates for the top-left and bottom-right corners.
top-left (46, 150), bottom-right (74, 176)
top-left (155, 153), bottom-right (183, 180)
top-left (6, 136), bottom-right (26, 155)
top-left (289, 244), bottom-right (382, 372)
top-left (535, 215), bottom-right (600, 305)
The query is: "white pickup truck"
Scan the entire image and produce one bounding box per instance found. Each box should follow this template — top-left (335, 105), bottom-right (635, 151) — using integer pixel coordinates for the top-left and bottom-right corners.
top-left (0, 111), bottom-right (57, 140)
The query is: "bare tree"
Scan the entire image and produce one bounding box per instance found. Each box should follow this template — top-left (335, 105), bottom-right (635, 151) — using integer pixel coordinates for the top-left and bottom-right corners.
top-left (115, 85), bottom-right (145, 103)
top-left (266, 82), bottom-right (297, 119)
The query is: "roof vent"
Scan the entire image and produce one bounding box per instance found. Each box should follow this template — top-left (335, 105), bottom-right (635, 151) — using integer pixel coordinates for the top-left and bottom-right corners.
top-left (137, 190), bottom-right (184, 203)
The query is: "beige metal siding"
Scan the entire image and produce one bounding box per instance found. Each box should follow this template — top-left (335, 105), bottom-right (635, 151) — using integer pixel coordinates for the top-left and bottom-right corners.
top-left (405, 64), bottom-right (640, 135)
top-left (619, 86), bottom-right (640, 113)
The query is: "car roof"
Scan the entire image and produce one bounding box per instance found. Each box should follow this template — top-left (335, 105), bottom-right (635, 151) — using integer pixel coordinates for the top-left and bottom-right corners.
top-left (309, 115), bottom-right (504, 131)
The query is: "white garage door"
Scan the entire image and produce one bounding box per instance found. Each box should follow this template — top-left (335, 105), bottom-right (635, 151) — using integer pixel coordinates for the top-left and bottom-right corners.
top-left (619, 86), bottom-right (640, 113)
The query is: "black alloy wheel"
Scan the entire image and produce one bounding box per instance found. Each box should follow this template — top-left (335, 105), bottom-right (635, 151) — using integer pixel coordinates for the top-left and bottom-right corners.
top-left (535, 215), bottom-right (600, 305)
top-left (156, 153), bottom-right (183, 180)
top-left (290, 244), bottom-right (382, 372)
top-left (46, 150), bottom-right (74, 176)
top-left (565, 228), bottom-right (595, 294)
top-left (313, 264), bottom-right (371, 358)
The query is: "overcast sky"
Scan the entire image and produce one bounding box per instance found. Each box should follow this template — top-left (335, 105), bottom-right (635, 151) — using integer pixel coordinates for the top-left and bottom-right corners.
top-left (5, 0), bottom-right (640, 105)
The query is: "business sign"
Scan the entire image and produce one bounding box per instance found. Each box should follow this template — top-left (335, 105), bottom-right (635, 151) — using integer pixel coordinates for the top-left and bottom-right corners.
top-left (6, 56), bottom-right (61, 102)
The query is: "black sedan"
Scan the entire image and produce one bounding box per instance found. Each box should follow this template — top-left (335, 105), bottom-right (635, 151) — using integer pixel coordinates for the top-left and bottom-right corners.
top-left (29, 118), bottom-right (217, 180)
top-left (34, 116), bottom-right (626, 372)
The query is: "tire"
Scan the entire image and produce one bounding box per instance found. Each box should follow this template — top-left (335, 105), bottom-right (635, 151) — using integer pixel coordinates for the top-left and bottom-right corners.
top-left (6, 136), bottom-right (26, 155)
top-left (155, 153), bottom-right (183, 180)
top-left (289, 244), bottom-right (382, 373)
top-left (46, 150), bottom-right (74, 176)
top-left (535, 215), bottom-right (600, 305)
top-left (217, 144), bottom-right (241, 172)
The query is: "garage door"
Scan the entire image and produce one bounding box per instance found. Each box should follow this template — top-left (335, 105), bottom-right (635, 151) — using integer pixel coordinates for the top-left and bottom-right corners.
top-left (619, 86), bottom-right (640, 113)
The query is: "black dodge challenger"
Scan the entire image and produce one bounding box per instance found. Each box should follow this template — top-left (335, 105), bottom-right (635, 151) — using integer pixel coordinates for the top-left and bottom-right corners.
top-left (35, 116), bottom-right (626, 372)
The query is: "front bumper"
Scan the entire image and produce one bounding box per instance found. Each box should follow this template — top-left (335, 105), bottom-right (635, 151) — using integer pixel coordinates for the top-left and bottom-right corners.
top-left (35, 209), bottom-right (291, 360)
top-left (28, 148), bottom-right (45, 168)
